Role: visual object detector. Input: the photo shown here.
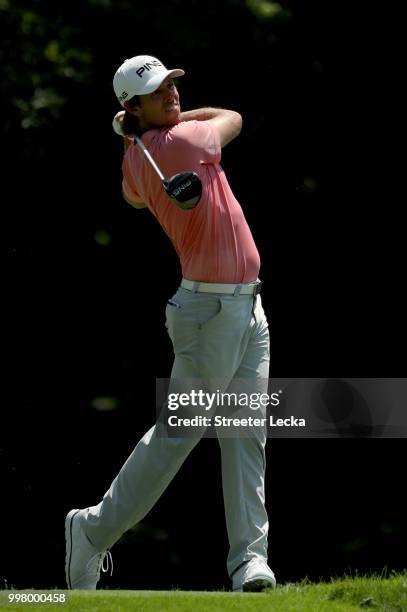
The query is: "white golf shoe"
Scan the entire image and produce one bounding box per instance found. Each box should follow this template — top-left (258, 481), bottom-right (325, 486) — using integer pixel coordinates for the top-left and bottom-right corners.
top-left (65, 509), bottom-right (113, 589)
top-left (232, 557), bottom-right (276, 592)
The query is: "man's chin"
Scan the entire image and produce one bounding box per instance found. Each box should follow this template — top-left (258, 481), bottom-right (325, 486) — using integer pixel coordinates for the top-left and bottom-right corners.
top-left (150, 110), bottom-right (180, 129)
top-left (166, 108), bottom-right (180, 123)
top-left (165, 116), bottom-right (181, 127)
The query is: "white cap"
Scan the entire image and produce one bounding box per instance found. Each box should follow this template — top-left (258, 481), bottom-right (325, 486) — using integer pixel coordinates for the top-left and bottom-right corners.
top-left (113, 55), bottom-right (185, 106)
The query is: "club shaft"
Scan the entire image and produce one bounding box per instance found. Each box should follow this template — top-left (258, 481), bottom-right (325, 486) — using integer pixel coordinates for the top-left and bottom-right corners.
top-left (134, 134), bottom-right (165, 182)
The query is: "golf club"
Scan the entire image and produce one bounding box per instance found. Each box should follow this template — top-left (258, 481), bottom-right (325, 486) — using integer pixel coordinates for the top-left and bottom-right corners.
top-left (133, 134), bottom-right (202, 210)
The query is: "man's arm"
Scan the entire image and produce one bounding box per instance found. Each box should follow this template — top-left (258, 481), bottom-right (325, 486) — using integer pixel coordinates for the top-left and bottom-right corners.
top-left (113, 113), bottom-right (147, 208)
top-left (123, 135), bottom-right (132, 154)
top-left (122, 134), bottom-right (147, 209)
top-left (122, 188), bottom-right (147, 209)
top-left (179, 107), bottom-right (242, 148)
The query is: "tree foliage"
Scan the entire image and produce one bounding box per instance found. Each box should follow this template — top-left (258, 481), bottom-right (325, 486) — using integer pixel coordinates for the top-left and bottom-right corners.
top-left (2, 0), bottom-right (291, 139)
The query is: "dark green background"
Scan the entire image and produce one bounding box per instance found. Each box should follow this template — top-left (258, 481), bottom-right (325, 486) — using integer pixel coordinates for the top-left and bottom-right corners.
top-left (1, 0), bottom-right (405, 590)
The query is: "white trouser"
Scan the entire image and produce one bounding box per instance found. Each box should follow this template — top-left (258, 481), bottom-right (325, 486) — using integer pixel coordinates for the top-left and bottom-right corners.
top-left (82, 284), bottom-right (270, 577)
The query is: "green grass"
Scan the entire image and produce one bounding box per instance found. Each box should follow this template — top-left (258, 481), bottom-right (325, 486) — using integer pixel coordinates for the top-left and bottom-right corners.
top-left (1, 572), bottom-right (406, 611)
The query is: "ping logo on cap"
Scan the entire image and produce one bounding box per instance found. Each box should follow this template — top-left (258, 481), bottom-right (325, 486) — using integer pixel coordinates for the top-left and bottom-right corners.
top-left (136, 60), bottom-right (163, 78)
top-left (118, 91), bottom-right (129, 102)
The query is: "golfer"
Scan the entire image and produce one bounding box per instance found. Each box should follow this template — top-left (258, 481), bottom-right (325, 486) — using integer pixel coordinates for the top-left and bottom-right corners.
top-left (65, 55), bottom-right (276, 593)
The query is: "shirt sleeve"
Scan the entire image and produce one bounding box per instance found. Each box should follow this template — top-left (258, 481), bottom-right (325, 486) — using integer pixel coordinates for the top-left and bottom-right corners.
top-left (121, 149), bottom-right (144, 203)
top-left (167, 120), bottom-right (222, 165)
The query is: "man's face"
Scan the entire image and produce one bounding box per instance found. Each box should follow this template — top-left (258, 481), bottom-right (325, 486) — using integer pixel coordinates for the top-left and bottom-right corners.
top-left (128, 76), bottom-right (181, 130)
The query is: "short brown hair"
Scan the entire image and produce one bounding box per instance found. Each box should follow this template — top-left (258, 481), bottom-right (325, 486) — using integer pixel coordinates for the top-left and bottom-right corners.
top-left (121, 94), bottom-right (141, 136)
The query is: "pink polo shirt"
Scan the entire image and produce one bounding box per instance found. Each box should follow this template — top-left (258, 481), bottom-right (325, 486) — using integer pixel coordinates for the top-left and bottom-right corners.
top-left (122, 120), bottom-right (260, 283)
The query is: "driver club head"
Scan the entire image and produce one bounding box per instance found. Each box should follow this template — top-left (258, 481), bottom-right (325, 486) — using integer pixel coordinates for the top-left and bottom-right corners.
top-left (163, 172), bottom-right (202, 210)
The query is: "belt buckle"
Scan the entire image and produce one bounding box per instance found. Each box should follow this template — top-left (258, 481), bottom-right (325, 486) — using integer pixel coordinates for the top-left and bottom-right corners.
top-left (253, 281), bottom-right (262, 296)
